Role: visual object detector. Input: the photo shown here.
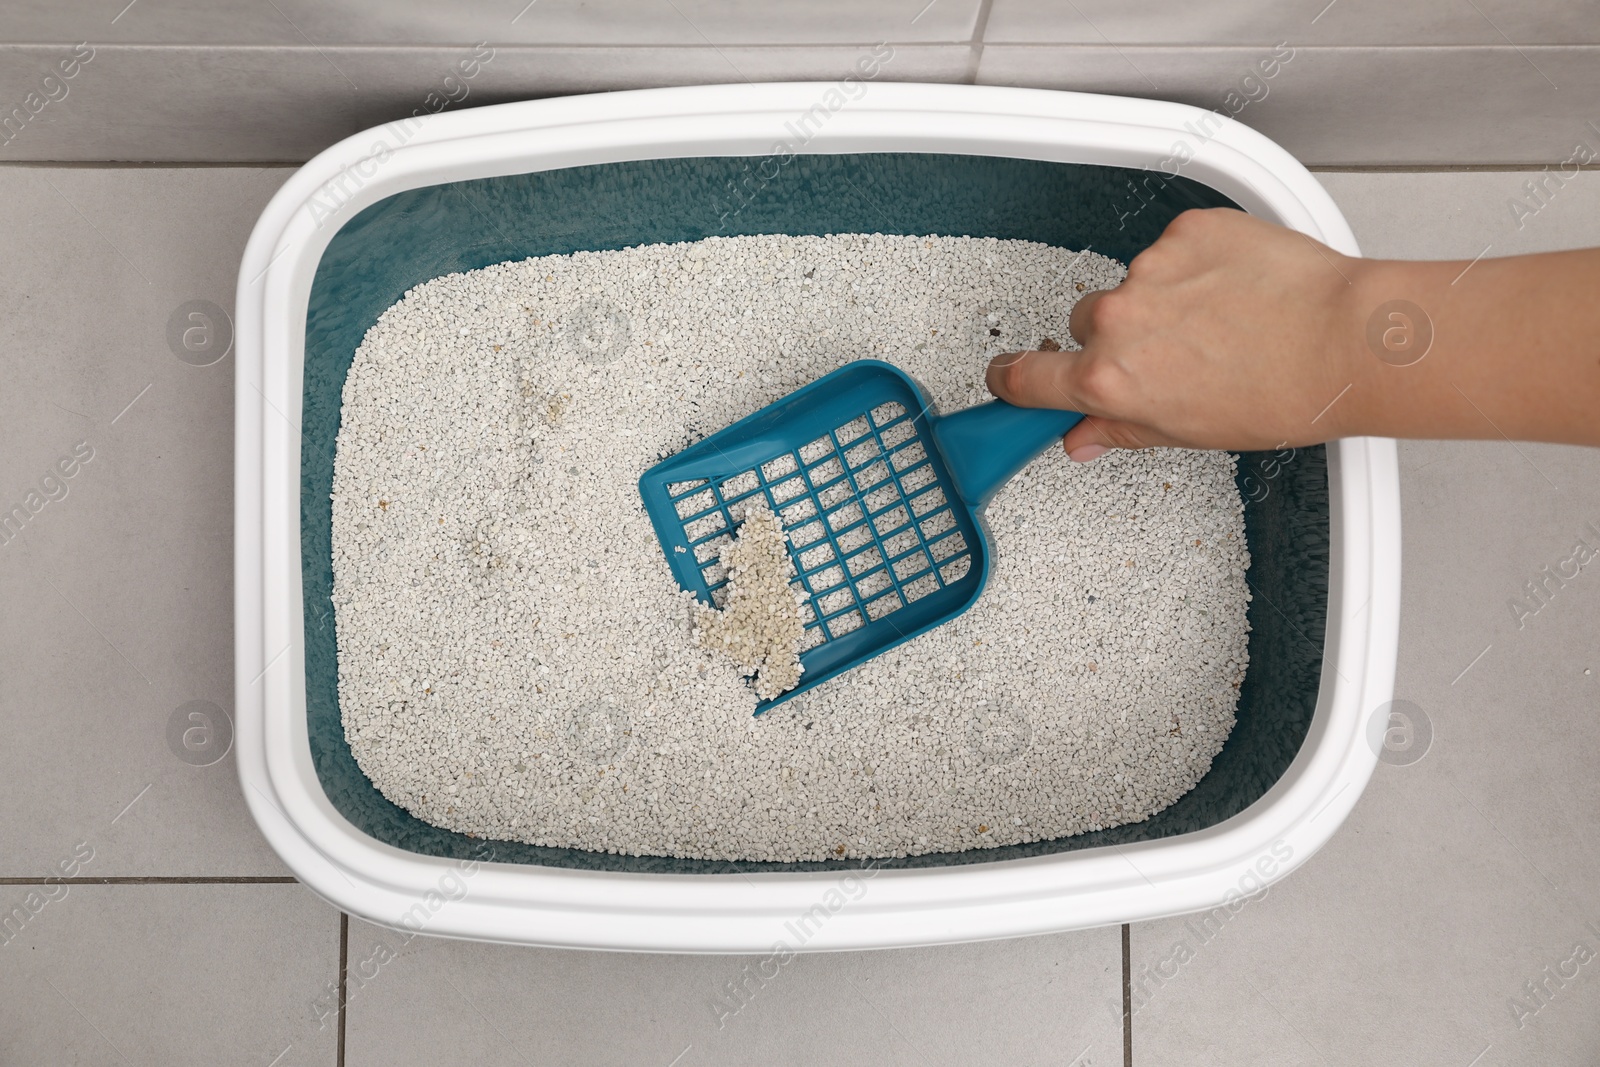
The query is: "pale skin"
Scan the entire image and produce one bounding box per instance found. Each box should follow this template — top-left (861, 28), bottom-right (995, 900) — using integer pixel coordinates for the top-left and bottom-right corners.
top-left (984, 207), bottom-right (1600, 460)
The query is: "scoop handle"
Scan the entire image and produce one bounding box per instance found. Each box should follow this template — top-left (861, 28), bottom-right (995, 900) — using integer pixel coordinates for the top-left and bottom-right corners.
top-left (928, 400), bottom-right (1085, 507)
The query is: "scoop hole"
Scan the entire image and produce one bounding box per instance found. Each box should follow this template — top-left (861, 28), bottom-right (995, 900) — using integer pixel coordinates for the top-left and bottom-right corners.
top-left (880, 422), bottom-right (917, 449)
top-left (761, 454), bottom-right (799, 481)
top-left (826, 609), bottom-right (863, 637)
top-left (856, 569), bottom-right (893, 598)
top-left (939, 555), bottom-right (973, 584)
top-left (930, 532), bottom-right (968, 563)
top-left (865, 592), bottom-right (904, 620)
top-left (673, 488), bottom-right (715, 519)
top-left (846, 547), bottom-right (883, 576)
top-left (834, 416), bottom-right (870, 446)
top-left (893, 550), bottom-right (932, 581)
top-left (720, 470), bottom-right (759, 497)
top-left (799, 437), bottom-right (834, 464)
top-left (683, 511), bottom-right (728, 541)
top-left (870, 401), bottom-right (907, 426)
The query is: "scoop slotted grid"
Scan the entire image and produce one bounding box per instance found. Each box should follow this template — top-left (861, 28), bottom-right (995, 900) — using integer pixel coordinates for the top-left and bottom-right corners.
top-left (639, 361), bottom-right (988, 712)
top-left (666, 401), bottom-right (975, 650)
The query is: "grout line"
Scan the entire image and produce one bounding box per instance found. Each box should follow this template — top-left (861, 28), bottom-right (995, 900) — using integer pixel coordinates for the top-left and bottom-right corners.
top-left (975, 41), bottom-right (1600, 51)
top-left (965, 0), bottom-right (997, 83)
top-left (1121, 923), bottom-right (1132, 1067)
top-left (0, 39), bottom-right (981, 51)
top-left (337, 913), bottom-right (350, 1067)
top-left (0, 875), bottom-right (299, 884)
top-left (0, 40), bottom-right (1595, 51)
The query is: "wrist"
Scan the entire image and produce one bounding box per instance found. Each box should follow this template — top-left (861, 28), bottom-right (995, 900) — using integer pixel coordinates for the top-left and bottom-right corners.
top-left (1330, 257), bottom-right (1442, 440)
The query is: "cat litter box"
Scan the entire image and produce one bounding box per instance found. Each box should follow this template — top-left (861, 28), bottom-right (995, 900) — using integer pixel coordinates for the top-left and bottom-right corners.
top-left (235, 82), bottom-right (1399, 951)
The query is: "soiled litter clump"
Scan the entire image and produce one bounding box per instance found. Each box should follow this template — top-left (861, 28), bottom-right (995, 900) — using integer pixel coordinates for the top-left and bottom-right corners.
top-left (692, 505), bottom-right (806, 701)
top-left (330, 232), bottom-right (1252, 863)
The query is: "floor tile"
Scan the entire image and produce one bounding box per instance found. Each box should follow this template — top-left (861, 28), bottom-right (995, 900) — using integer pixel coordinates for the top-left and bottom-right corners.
top-left (0, 44), bottom-right (972, 162)
top-left (977, 45), bottom-right (1599, 165)
top-left (983, 0), bottom-right (1596, 46)
top-left (2, 158), bottom-right (1597, 1064)
top-left (1132, 437), bottom-right (1600, 1066)
top-left (10, 39), bottom-right (1598, 166)
top-left (1125, 163), bottom-right (1600, 1067)
top-left (0, 882), bottom-right (341, 1066)
top-left (343, 919), bottom-right (1121, 1067)
top-left (0, 166), bottom-right (294, 875)
top-left (1316, 169), bottom-right (1600, 259)
top-left (0, 0), bottom-right (982, 48)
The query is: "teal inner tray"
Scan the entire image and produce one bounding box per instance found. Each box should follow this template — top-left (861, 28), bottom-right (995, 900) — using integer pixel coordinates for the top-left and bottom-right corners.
top-left (302, 152), bottom-right (1328, 874)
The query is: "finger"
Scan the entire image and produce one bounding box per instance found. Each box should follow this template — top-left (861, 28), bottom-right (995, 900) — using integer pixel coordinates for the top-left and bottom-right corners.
top-left (1069, 289), bottom-right (1107, 349)
top-left (1061, 415), bottom-right (1180, 461)
top-left (985, 349), bottom-right (1091, 412)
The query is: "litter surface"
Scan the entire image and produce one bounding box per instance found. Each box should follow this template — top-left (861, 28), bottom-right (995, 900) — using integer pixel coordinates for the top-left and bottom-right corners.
top-left (331, 232), bottom-right (1251, 862)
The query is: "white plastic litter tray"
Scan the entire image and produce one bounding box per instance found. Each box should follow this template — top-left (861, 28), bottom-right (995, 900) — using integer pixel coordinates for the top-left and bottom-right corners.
top-left (235, 81), bottom-right (1400, 952)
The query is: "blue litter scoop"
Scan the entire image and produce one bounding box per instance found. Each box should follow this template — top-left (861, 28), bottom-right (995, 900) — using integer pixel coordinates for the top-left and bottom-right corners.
top-left (639, 359), bottom-right (1084, 713)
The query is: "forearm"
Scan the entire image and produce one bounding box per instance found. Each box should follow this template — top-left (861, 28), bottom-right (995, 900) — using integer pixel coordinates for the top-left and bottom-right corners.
top-left (1338, 249), bottom-right (1600, 445)
top-left (985, 209), bottom-right (1600, 456)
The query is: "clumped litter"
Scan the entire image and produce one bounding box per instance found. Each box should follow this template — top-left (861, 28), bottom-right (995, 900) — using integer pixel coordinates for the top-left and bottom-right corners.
top-left (331, 232), bottom-right (1251, 863)
top-left (691, 504), bottom-right (807, 701)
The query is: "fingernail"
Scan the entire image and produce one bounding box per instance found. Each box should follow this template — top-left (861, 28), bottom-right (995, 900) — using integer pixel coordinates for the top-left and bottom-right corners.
top-left (989, 350), bottom-right (1028, 368)
top-left (1068, 444), bottom-right (1109, 463)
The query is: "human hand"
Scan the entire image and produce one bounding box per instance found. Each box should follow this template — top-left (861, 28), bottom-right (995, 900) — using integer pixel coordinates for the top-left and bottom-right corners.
top-left (986, 207), bottom-right (1370, 459)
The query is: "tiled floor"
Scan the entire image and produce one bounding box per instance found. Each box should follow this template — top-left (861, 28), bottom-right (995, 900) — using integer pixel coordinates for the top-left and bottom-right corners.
top-left (1, 165), bottom-right (1597, 1065)
top-left (5, 4), bottom-right (1599, 165)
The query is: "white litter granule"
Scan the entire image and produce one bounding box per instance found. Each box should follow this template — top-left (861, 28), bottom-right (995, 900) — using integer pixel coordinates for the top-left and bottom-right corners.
top-left (331, 232), bottom-right (1251, 863)
top-left (691, 504), bottom-right (806, 701)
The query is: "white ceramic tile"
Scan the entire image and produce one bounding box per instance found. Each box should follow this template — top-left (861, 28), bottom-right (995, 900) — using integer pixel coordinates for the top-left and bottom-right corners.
top-left (1133, 437), bottom-right (1600, 1066)
top-left (343, 917), bottom-right (1123, 1066)
top-left (1126, 167), bottom-right (1600, 1067)
top-left (2, 153), bottom-right (1598, 1064)
top-left (1317, 169), bottom-right (1600, 259)
top-left (977, 45), bottom-right (1600, 165)
top-left (0, 0), bottom-right (982, 47)
top-left (0, 43), bottom-right (972, 162)
top-left (5, 39), bottom-right (1596, 164)
top-left (0, 165), bottom-right (296, 875)
top-left (0, 882), bottom-right (341, 1066)
top-left (984, 0), bottom-right (1600, 46)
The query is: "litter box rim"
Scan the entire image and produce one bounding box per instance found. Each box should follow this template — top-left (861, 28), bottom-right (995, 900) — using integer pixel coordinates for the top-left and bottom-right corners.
top-left (235, 80), bottom-right (1399, 952)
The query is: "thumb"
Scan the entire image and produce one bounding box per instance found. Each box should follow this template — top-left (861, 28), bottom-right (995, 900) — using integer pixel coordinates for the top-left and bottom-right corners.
top-left (1062, 415), bottom-right (1178, 462)
top-left (985, 349), bottom-right (1087, 411)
